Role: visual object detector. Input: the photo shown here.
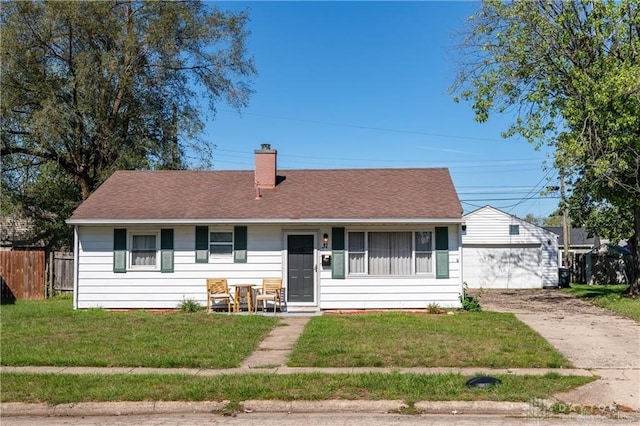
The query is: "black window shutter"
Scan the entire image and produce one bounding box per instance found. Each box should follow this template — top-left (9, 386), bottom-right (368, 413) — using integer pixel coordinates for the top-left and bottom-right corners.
top-left (234, 226), bottom-right (247, 263)
top-left (331, 227), bottom-right (345, 279)
top-left (160, 229), bottom-right (174, 273)
top-left (113, 228), bottom-right (127, 273)
top-left (195, 226), bottom-right (208, 263)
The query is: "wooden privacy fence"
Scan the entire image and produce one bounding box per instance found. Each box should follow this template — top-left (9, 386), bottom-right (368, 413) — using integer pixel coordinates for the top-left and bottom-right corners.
top-left (0, 250), bottom-right (46, 302)
top-left (51, 251), bottom-right (74, 294)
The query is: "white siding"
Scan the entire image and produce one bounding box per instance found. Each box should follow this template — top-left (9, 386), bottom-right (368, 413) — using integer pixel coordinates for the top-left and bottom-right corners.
top-left (76, 225), bottom-right (283, 309)
top-left (462, 206), bottom-right (558, 289)
top-left (75, 223), bottom-right (463, 310)
top-left (541, 240), bottom-right (559, 287)
top-left (463, 245), bottom-right (542, 289)
top-left (462, 207), bottom-right (553, 245)
top-left (319, 225), bottom-right (462, 309)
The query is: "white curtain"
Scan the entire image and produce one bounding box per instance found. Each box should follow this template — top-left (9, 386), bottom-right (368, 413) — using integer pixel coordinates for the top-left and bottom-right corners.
top-left (132, 235), bottom-right (156, 266)
top-left (368, 232), bottom-right (411, 275)
top-left (415, 231), bottom-right (433, 273)
top-left (368, 232), bottom-right (388, 275)
top-left (348, 232), bottom-right (365, 274)
top-left (416, 253), bottom-right (433, 273)
top-left (390, 232), bottom-right (411, 275)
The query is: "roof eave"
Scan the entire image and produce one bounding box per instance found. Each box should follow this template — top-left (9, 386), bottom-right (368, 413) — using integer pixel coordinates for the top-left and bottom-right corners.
top-left (67, 217), bottom-right (464, 226)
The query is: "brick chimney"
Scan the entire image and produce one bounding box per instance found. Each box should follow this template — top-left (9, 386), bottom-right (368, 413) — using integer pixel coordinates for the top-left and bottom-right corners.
top-left (254, 144), bottom-right (277, 189)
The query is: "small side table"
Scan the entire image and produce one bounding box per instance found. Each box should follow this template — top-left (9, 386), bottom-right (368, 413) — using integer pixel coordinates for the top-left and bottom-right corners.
top-left (234, 284), bottom-right (255, 312)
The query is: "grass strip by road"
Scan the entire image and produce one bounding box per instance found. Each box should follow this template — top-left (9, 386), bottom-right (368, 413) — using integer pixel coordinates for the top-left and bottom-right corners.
top-left (0, 372), bottom-right (595, 405)
top-left (564, 284), bottom-right (640, 322)
top-left (289, 312), bottom-right (571, 368)
top-left (0, 297), bottom-right (278, 368)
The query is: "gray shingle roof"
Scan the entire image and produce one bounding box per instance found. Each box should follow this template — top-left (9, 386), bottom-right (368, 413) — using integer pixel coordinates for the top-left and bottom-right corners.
top-left (69, 168), bottom-right (462, 223)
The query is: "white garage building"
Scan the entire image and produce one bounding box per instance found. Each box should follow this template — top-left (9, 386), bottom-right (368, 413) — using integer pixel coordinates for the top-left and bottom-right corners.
top-left (462, 206), bottom-right (559, 289)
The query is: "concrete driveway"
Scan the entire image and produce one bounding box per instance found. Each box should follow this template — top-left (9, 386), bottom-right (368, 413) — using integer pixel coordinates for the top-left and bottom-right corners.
top-left (480, 289), bottom-right (640, 411)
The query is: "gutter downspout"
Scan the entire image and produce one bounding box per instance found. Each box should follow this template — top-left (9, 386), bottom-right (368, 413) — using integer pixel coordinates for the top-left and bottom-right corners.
top-left (73, 226), bottom-right (79, 310)
top-left (459, 223), bottom-right (465, 307)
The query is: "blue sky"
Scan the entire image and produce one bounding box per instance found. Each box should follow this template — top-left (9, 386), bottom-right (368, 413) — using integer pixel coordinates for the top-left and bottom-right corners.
top-left (203, 1), bottom-right (560, 219)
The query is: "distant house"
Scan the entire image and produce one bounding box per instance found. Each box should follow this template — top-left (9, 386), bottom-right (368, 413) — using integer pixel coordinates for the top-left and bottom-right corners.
top-left (546, 226), bottom-right (631, 284)
top-left (462, 206), bottom-right (559, 289)
top-left (67, 145), bottom-right (464, 311)
top-left (0, 215), bottom-right (43, 250)
top-left (544, 226), bottom-right (604, 267)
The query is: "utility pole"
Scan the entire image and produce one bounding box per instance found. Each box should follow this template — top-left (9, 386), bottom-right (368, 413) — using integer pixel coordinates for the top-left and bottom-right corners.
top-left (560, 172), bottom-right (571, 268)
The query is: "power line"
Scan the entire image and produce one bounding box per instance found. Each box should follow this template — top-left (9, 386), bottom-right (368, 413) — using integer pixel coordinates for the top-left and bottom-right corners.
top-left (211, 146), bottom-right (558, 213)
top-left (461, 196), bottom-right (560, 201)
top-left (218, 109), bottom-right (522, 143)
top-left (505, 168), bottom-right (557, 214)
top-left (213, 148), bottom-right (544, 167)
top-left (458, 191), bottom-right (557, 195)
top-left (212, 152), bottom-right (547, 172)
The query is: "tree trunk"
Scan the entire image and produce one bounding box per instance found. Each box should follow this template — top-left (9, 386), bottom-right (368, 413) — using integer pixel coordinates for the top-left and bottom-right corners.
top-left (78, 175), bottom-right (92, 201)
top-left (627, 203), bottom-right (640, 296)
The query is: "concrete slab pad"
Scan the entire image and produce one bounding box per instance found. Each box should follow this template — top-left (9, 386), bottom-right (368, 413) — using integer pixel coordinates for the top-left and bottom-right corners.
top-left (195, 368), bottom-right (239, 376)
top-left (154, 400), bottom-right (227, 413)
top-left (129, 367), bottom-right (202, 375)
top-left (554, 368), bottom-right (640, 411)
top-left (243, 350), bottom-right (291, 368)
top-left (415, 400), bottom-right (532, 415)
top-left (0, 402), bottom-right (52, 416)
top-left (53, 401), bottom-right (156, 416)
top-left (258, 337), bottom-right (297, 350)
top-left (1, 366), bottom-right (70, 374)
top-left (515, 312), bottom-right (640, 369)
top-left (62, 367), bottom-right (134, 375)
top-left (506, 368), bottom-right (595, 376)
top-left (240, 400), bottom-right (291, 413)
top-left (289, 399), bottom-right (406, 413)
top-left (275, 367), bottom-right (353, 374)
top-left (481, 289), bottom-right (640, 412)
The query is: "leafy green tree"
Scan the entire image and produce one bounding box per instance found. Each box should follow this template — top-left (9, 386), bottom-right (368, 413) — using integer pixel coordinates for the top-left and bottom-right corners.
top-left (542, 211), bottom-right (564, 228)
top-left (523, 213), bottom-right (542, 226)
top-left (1, 0), bottom-right (255, 248)
top-left (566, 179), bottom-right (634, 244)
top-left (452, 0), bottom-right (640, 294)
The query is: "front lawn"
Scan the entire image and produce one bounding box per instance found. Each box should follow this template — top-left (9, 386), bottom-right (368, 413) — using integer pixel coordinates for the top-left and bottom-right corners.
top-left (0, 296), bottom-right (279, 368)
top-left (2, 297), bottom-right (573, 370)
top-left (1, 297), bottom-right (594, 405)
top-left (564, 284), bottom-right (640, 322)
top-left (288, 312), bottom-right (571, 368)
top-left (0, 372), bottom-right (595, 405)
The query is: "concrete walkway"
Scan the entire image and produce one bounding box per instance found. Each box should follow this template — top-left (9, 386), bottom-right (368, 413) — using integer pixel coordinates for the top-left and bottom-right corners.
top-left (240, 316), bottom-right (310, 368)
top-left (0, 365), bottom-right (595, 377)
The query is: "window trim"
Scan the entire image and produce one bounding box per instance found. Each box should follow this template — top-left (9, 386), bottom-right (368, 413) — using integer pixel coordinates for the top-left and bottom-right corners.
top-left (414, 231), bottom-right (434, 275)
top-left (347, 231), bottom-right (366, 276)
top-left (346, 230), bottom-right (435, 277)
top-left (509, 224), bottom-right (520, 235)
top-left (128, 230), bottom-right (160, 270)
top-left (209, 229), bottom-right (234, 258)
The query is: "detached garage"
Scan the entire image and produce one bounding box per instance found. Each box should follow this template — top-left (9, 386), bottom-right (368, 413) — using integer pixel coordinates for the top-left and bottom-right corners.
top-left (462, 206), bottom-right (558, 289)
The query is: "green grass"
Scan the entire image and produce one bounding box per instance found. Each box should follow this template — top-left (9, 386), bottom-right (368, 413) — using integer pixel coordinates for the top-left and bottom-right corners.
top-left (564, 284), bottom-right (640, 322)
top-left (1, 298), bottom-right (592, 404)
top-left (289, 312), bottom-right (571, 368)
top-left (0, 372), bottom-right (596, 405)
top-left (0, 296), bottom-right (279, 368)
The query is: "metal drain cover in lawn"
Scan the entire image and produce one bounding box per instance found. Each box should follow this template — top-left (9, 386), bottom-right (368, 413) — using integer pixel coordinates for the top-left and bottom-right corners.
top-left (466, 376), bottom-right (502, 388)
